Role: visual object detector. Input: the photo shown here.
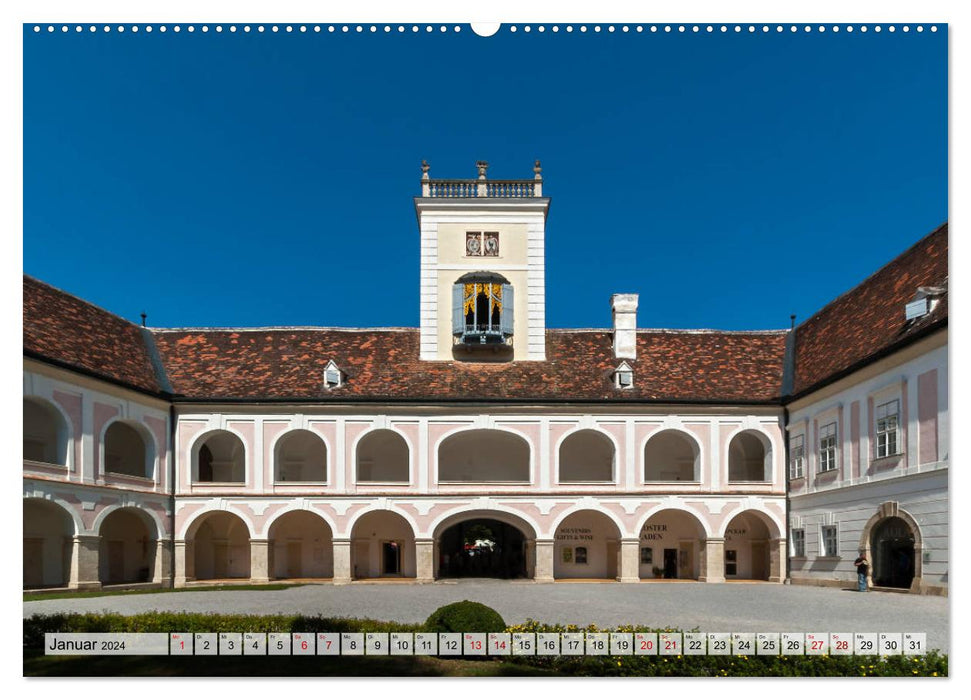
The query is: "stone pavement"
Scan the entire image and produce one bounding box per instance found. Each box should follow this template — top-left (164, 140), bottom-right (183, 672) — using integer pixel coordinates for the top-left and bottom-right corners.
top-left (23, 579), bottom-right (950, 652)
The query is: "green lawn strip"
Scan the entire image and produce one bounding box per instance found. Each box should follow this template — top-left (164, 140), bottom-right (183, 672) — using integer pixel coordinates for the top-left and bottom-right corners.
top-left (24, 651), bottom-right (551, 677)
top-left (24, 583), bottom-right (301, 602)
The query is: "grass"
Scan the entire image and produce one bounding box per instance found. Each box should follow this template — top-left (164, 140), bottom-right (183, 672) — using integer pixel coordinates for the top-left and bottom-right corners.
top-left (24, 583), bottom-right (302, 602)
top-left (24, 651), bottom-right (557, 677)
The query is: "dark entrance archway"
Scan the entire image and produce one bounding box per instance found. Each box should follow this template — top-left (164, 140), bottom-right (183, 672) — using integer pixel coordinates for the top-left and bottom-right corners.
top-left (438, 518), bottom-right (527, 579)
top-left (871, 516), bottom-right (915, 589)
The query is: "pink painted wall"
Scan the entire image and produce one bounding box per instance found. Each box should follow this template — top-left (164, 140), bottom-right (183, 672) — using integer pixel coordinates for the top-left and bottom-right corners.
top-left (52, 390), bottom-right (82, 475)
top-left (918, 369), bottom-right (939, 464)
top-left (92, 402), bottom-right (120, 478)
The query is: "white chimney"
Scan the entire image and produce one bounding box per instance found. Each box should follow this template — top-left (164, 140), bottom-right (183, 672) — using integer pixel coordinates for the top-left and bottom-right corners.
top-left (611, 294), bottom-right (639, 360)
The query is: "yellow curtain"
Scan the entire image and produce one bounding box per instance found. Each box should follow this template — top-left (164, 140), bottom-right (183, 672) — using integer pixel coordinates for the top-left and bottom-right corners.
top-left (463, 283), bottom-right (503, 315)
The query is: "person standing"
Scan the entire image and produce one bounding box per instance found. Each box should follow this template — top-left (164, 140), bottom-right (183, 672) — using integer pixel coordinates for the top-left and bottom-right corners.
top-left (854, 552), bottom-right (869, 592)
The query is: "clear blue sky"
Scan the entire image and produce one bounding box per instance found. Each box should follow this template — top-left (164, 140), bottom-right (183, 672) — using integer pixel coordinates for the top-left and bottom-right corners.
top-left (23, 24), bottom-right (947, 331)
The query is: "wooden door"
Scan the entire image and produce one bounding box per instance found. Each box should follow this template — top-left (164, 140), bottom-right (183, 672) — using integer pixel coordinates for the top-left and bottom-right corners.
top-left (108, 541), bottom-right (125, 583)
top-left (287, 542), bottom-right (302, 578)
top-left (24, 538), bottom-right (44, 587)
top-left (751, 542), bottom-right (767, 580)
top-left (213, 543), bottom-right (228, 579)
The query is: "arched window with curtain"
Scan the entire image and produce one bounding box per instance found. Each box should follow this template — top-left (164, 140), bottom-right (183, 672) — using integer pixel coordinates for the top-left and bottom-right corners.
top-left (452, 272), bottom-right (513, 344)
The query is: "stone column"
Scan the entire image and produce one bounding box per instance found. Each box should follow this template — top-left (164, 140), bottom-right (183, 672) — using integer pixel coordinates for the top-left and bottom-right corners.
top-left (333, 539), bottom-right (352, 585)
top-left (525, 540), bottom-right (535, 579)
top-left (154, 539), bottom-right (174, 587)
top-left (69, 535), bottom-right (102, 590)
top-left (618, 538), bottom-right (641, 583)
top-left (699, 538), bottom-right (726, 583)
top-left (250, 539), bottom-right (271, 584)
top-left (769, 538), bottom-right (787, 583)
top-left (416, 538), bottom-right (435, 583)
top-left (174, 540), bottom-right (193, 587)
top-left (534, 539), bottom-right (554, 583)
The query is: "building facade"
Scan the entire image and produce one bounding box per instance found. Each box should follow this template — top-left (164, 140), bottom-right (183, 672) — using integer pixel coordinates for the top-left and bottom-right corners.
top-left (22, 162), bottom-right (947, 594)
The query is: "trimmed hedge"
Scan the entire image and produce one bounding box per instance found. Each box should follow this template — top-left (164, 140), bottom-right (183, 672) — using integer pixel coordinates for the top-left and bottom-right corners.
top-left (424, 601), bottom-right (506, 634)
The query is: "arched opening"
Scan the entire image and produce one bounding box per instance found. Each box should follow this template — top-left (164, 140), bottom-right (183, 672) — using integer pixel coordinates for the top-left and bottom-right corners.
top-left (728, 431), bottom-right (771, 482)
top-left (559, 430), bottom-right (614, 482)
top-left (723, 511), bottom-right (773, 580)
top-left (435, 514), bottom-right (534, 579)
top-left (638, 509), bottom-right (705, 580)
top-left (870, 517), bottom-right (916, 589)
top-left (275, 430), bottom-right (327, 482)
top-left (644, 430), bottom-right (700, 482)
top-left (350, 511), bottom-right (416, 579)
top-left (23, 499), bottom-right (74, 588)
top-left (104, 422), bottom-right (151, 478)
top-left (356, 430), bottom-right (409, 483)
top-left (438, 429), bottom-right (530, 482)
top-left (23, 397), bottom-right (68, 465)
top-left (195, 431), bottom-right (245, 483)
top-left (99, 508), bottom-right (158, 584)
top-left (268, 511), bottom-right (334, 579)
top-left (553, 510), bottom-right (622, 580)
top-left (190, 511), bottom-right (251, 580)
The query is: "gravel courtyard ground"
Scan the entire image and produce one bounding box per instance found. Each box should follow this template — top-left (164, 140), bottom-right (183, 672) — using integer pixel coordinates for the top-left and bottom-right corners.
top-left (23, 579), bottom-right (950, 653)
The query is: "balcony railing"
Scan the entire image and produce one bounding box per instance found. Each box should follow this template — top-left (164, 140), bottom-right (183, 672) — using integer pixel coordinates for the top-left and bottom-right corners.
top-left (424, 179), bottom-right (538, 198)
top-left (420, 160), bottom-right (544, 198)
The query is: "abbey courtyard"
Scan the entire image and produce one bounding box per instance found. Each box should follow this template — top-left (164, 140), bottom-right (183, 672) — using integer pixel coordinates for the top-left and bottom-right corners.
top-left (23, 162), bottom-right (948, 596)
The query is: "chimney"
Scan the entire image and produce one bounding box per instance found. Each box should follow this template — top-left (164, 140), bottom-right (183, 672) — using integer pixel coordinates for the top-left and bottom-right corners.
top-left (611, 294), bottom-right (638, 360)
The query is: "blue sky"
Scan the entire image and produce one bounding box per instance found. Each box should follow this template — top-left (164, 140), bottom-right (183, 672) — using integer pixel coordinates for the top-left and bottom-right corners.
top-left (23, 24), bottom-right (947, 331)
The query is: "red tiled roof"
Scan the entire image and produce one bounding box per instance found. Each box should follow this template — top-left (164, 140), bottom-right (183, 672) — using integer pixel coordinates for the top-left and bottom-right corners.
top-left (22, 221), bottom-right (946, 404)
top-left (151, 328), bottom-right (788, 403)
top-left (792, 222), bottom-right (948, 396)
top-left (23, 276), bottom-right (164, 395)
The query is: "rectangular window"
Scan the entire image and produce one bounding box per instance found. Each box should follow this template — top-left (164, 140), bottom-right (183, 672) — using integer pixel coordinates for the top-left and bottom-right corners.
top-left (791, 529), bottom-right (805, 557)
top-left (819, 422), bottom-right (837, 472)
top-left (789, 435), bottom-right (805, 479)
top-left (640, 547), bottom-right (653, 565)
top-left (821, 525), bottom-right (839, 557)
top-left (876, 399), bottom-right (900, 458)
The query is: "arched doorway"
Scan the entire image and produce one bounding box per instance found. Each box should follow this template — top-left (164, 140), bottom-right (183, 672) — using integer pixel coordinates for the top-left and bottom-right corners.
top-left (268, 510), bottom-right (334, 579)
top-left (350, 510), bottom-right (416, 579)
top-left (638, 509), bottom-right (705, 580)
top-left (722, 511), bottom-right (773, 581)
top-left (437, 518), bottom-right (529, 579)
top-left (871, 517), bottom-right (916, 589)
top-left (190, 511), bottom-right (251, 580)
top-left (553, 510), bottom-right (622, 580)
top-left (99, 508), bottom-right (158, 584)
top-left (23, 499), bottom-right (74, 588)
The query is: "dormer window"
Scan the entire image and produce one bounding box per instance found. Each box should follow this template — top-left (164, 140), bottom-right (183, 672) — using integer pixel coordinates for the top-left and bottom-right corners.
top-left (323, 360), bottom-right (342, 389)
top-left (905, 284), bottom-right (946, 321)
top-left (452, 272), bottom-right (513, 348)
top-left (614, 362), bottom-right (634, 389)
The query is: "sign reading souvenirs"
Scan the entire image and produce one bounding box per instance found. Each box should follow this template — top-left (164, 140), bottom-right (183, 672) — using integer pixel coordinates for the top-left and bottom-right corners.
top-left (556, 528), bottom-right (593, 541)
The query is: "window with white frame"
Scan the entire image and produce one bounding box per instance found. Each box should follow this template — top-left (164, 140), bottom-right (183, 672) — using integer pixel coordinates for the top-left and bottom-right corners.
top-left (818, 422), bottom-right (837, 472)
top-left (791, 528), bottom-right (805, 557)
top-left (789, 434), bottom-right (805, 479)
top-left (875, 399), bottom-right (900, 458)
top-left (821, 525), bottom-right (839, 557)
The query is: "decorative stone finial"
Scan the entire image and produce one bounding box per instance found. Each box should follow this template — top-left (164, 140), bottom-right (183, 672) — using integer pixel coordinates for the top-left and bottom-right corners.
top-left (421, 159), bottom-right (430, 179)
top-left (533, 159), bottom-right (542, 179)
top-left (476, 160), bottom-right (489, 179)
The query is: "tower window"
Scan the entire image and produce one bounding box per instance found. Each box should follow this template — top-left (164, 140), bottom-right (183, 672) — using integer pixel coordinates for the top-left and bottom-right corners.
top-left (452, 272), bottom-right (514, 345)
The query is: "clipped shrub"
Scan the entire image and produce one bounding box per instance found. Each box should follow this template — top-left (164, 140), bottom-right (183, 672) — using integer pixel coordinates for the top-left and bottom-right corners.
top-left (423, 600), bottom-right (506, 633)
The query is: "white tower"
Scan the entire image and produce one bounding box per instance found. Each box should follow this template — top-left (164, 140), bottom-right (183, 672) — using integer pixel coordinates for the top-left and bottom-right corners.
top-left (415, 160), bottom-right (550, 361)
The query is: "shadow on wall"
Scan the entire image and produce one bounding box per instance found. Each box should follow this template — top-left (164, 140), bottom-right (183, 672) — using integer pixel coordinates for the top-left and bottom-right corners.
top-left (808, 559), bottom-right (841, 573)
